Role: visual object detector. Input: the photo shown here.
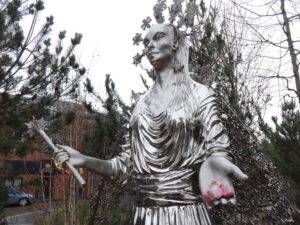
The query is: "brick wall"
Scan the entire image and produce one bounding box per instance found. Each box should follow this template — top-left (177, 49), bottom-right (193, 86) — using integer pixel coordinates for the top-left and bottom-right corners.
top-left (0, 101), bottom-right (100, 200)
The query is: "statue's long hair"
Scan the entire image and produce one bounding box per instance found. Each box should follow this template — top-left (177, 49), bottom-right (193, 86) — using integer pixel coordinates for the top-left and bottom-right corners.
top-left (170, 24), bottom-right (190, 76)
top-left (166, 24), bottom-right (197, 114)
top-left (130, 24), bottom-right (197, 125)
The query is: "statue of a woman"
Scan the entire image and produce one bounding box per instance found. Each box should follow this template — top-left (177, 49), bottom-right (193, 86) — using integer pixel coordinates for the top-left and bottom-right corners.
top-left (55, 24), bottom-right (248, 225)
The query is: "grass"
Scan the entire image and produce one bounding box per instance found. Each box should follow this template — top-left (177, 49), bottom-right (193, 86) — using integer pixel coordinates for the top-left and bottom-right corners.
top-left (35, 201), bottom-right (127, 225)
top-left (36, 201), bottom-right (89, 225)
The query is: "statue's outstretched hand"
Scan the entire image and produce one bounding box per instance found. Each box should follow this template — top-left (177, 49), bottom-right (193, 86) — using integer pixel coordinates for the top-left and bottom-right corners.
top-left (54, 145), bottom-right (86, 169)
top-left (199, 153), bottom-right (248, 208)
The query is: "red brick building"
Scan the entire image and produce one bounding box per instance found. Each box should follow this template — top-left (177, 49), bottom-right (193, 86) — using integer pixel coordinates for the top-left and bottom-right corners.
top-left (0, 101), bottom-right (100, 200)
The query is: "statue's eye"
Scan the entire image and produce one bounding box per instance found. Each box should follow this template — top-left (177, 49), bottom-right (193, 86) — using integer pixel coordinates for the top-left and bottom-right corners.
top-left (153, 32), bottom-right (166, 40)
top-left (143, 39), bottom-right (149, 47)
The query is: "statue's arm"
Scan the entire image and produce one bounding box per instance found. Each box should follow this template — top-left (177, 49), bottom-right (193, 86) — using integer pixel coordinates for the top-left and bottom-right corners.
top-left (197, 87), bottom-right (247, 206)
top-left (54, 133), bottom-right (131, 178)
top-left (197, 87), bottom-right (230, 158)
top-left (83, 155), bottom-right (122, 177)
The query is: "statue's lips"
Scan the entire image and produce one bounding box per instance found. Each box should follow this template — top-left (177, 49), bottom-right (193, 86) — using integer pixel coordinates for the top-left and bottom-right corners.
top-left (147, 52), bottom-right (163, 64)
top-left (148, 51), bottom-right (160, 55)
top-left (147, 51), bottom-right (160, 59)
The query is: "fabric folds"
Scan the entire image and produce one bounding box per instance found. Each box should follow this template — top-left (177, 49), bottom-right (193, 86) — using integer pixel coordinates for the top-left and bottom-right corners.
top-left (134, 203), bottom-right (212, 225)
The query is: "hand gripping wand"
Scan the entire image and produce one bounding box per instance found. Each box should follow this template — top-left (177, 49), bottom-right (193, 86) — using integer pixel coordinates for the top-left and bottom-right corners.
top-left (27, 119), bottom-right (86, 186)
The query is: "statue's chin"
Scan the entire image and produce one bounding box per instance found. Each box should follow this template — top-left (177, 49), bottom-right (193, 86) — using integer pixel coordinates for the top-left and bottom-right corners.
top-left (150, 57), bottom-right (171, 71)
top-left (151, 60), bottom-right (162, 70)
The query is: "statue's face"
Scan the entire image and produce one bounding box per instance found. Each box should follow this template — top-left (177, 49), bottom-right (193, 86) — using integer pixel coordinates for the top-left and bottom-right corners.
top-left (143, 24), bottom-right (175, 71)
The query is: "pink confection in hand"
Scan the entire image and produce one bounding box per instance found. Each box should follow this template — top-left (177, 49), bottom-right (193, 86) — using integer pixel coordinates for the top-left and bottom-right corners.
top-left (202, 181), bottom-right (235, 203)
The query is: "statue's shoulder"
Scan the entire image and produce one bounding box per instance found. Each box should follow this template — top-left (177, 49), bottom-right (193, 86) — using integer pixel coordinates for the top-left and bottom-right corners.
top-left (131, 91), bottom-right (146, 106)
top-left (190, 81), bottom-right (216, 101)
top-left (133, 89), bottom-right (151, 107)
top-left (129, 90), bottom-right (151, 126)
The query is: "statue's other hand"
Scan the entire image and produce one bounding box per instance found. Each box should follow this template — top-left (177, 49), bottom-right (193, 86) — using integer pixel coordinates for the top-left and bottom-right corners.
top-left (199, 153), bottom-right (248, 208)
top-left (54, 145), bottom-right (86, 169)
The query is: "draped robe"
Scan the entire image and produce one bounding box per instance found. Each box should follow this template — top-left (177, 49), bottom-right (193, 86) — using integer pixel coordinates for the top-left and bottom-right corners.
top-left (110, 81), bottom-right (229, 225)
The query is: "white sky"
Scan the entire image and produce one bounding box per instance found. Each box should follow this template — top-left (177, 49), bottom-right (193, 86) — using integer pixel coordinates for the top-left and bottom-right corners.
top-left (42, 0), bottom-right (157, 104)
top-left (31, 0), bottom-right (299, 124)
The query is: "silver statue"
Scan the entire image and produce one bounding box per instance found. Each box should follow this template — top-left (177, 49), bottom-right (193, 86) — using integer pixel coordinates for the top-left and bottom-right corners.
top-left (55, 24), bottom-right (248, 225)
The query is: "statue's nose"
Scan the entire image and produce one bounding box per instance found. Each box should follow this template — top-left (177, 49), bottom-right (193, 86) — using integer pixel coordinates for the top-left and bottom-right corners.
top-left (145, 45), bottom-right (154, 55)
top-left (148, 40), bottom-right (155, 50)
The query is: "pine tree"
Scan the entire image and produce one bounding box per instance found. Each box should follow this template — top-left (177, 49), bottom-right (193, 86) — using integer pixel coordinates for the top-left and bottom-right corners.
top-left (83, 75), bottom-right (128, 160)
top-left (0, 0), bottom-right (86, 156)
top-left (83, 75), bottom-right (131, 225)
top-left (260, 100), bottom-right (300, 207)
top-left (0, 1), bottom-right (87, 222)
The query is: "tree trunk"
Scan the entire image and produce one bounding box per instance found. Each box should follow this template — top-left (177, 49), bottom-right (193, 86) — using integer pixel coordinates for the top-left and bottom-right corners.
top-left (280, 0), bottom-right (300, 103)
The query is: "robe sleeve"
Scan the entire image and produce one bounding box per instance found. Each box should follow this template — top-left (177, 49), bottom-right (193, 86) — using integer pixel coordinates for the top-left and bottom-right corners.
top-left (197, 88), bottom-right (230, 158)
top-left (109, 131), bottom-right (132, 177)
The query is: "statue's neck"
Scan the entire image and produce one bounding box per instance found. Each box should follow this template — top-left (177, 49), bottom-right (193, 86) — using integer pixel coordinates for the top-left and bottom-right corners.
top-left (154, 66), bottom-right (188, 90)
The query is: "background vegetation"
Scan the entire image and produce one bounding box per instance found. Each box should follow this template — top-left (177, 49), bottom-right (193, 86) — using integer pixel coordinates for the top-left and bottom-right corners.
top-left (0, 0), bottom-right (299, 224)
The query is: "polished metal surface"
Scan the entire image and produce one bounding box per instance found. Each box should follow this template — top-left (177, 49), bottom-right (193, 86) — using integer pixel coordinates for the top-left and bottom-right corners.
top-left (134, 203), bottom-right (211, 225)
top-left (109, 24), bottom-right (230, 225)
top-left (54, 24), bottom-right (240, 225)
top-left (110, 80), bottom-right (229, 224)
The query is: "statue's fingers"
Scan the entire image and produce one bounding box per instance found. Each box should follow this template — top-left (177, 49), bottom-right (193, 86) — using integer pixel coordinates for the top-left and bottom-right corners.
top-left (56, 145), bottom-right (75, 154)
top-left (218, 198), bottom-right (236, 205)
top-left (56, 144), bottom-right (68, 150)
top-left (56, 151), bottom-right (68, 156)
top-left (213, 200), bottom-right (220, 206)
top-left (228, 198), bottom-right (236, 205)
top-left (231, 165), bottom-right (248, 180)
top-left (219, 157), bottom-right (248, 180)
top-left (53, 153), bottom-right (69, 170)
top-left (213, 197), bottom-right (236, 206)
top-left (220, 198), bottom-right (228, 204)
top-left (53, 149), bottom-right (64, 159)
top-left (55, 152), bottom-right (69, 160)
top-left (54, 147), bottom-right (64, 154)
top-left (59, 155), bottom-right (69, 164)
top-left (214, 157), bottom-right (235, 174)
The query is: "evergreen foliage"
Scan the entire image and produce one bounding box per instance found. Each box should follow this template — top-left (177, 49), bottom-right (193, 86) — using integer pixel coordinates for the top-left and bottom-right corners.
top-left (83, 75), bottom-right (132, 225)
top-left (0, 0), bottom-right (86, 156)
top-left (260, 100), bottom-right (300, 207)
top-left (83, 75), bottom-right (128, 160)
top-left (210, 98), bottom-right (295, 224)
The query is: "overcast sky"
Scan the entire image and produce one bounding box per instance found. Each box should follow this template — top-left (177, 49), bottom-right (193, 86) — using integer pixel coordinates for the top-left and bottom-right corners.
top-left (35, 0), bottom-right (300, 124)
top-left (42, 0), bottom-right (157, 104)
